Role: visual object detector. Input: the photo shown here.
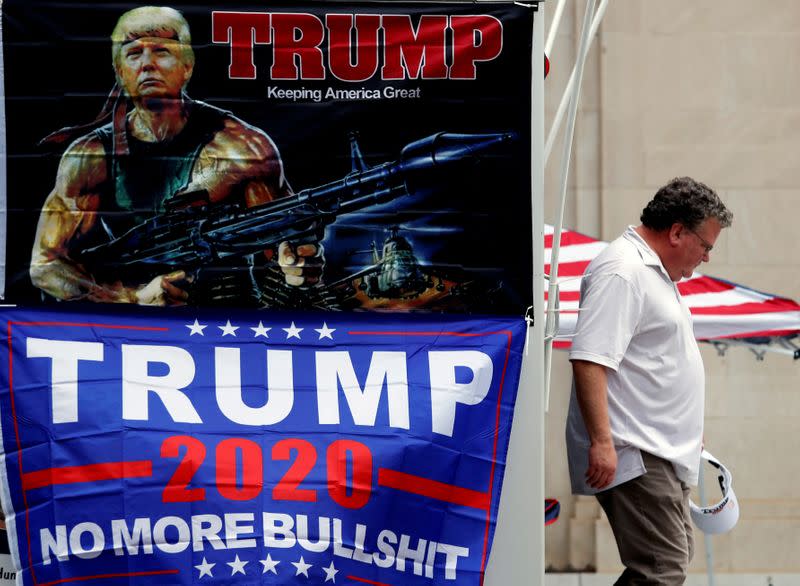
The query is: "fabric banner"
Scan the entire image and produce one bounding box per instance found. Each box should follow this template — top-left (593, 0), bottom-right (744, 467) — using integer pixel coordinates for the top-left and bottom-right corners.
top-left (544, 224), bottom-right (800, 345)
top-left (0, 531), bottom-right (15, 584)
top-left (0, 1), bottom-right (534, 315)
top-left (0, 305), bottom-right (527, 585)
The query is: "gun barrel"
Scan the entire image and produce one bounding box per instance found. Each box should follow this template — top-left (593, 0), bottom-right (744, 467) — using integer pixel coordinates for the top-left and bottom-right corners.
top-left (400, 132), bottom-right (517, 171)
top-left (77, 131), bottom-right (517, 274)
top-left (333, 131), bottom-right (516, 214)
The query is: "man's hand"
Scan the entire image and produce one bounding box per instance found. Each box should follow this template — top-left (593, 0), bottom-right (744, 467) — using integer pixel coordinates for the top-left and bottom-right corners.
top-left (278, 241), bottom-right (324, 287)
top-left (572, 359), bottom-right (618, 491)
top-left (586, 437), bottom-right (617, 490)
top-left (135, 270), bottom-right (192, 306)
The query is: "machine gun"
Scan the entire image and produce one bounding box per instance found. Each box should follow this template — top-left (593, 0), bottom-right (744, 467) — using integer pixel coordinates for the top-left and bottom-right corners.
top-left (77, 132), bottom-right (515, 283)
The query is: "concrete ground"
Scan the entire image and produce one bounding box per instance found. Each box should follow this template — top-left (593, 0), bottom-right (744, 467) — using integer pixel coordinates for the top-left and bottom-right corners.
top-left (545, 574), bottom-right (800, 586)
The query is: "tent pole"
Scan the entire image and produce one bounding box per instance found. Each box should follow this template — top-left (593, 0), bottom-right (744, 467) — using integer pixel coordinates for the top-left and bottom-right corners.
top-left (545, 0), bottom-right (567, 57)
top-left (544, 0), bottom-right (597, 410)
top-left (544, 0), bottom-right (610, 166)
top-left (484, 5), bottom-right (545, 584)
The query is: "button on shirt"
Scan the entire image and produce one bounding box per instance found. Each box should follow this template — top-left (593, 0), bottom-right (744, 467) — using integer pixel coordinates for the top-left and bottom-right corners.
top-left (566, 226), bottom-right (705, 495)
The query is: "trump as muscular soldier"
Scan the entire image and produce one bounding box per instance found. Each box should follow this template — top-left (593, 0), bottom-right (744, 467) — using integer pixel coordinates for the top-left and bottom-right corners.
top-left (30, 6), bottom-right (321, 306)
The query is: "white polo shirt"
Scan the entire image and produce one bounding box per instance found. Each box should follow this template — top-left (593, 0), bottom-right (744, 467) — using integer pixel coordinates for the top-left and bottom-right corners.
top-left (566, 226), bottom-right (704, 494)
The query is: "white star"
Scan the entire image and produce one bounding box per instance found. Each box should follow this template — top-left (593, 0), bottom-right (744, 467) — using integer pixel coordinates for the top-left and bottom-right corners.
top-left (251, 321), bottom-right (272, 338)
top-left (291, 555), bottom-right (312, 577)
top-left (195, 557), bottom-right (215, 578)
top-left (259, 553), bottom-right (280, 574)
top-left (219, 320), bottom-right (239, 337)
top-left (227, 554), bottom-right (248, 575)
top-left (283, 321), bottom-right (303, 339)
top-left (186, 319), bottom-right (207, 336)
top-left (322, 560), bottom-right (339, 582)
top-left (315, 322), bottom-right (336, 340)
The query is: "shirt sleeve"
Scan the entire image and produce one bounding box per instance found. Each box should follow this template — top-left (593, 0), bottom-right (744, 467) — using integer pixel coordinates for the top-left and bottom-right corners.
top-left (568, 273), bottom-right (644, 371)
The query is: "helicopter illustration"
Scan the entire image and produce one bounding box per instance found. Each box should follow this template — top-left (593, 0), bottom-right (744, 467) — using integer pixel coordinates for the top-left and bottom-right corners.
top-left (324, 225), bottom-right (476, 309)
top-left (314, 130), bottom-right (509, 311)
top-left (358, 226), bottom-right (442, 298)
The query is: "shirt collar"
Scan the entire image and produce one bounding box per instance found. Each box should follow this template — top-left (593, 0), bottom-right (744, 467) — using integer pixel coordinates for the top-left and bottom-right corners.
top-left (623, 225), bottom-right (673, 280)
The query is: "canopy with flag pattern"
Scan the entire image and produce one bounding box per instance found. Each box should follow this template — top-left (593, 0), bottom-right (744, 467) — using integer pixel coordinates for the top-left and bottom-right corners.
top-left (545, 225), bottom-right (800, 349)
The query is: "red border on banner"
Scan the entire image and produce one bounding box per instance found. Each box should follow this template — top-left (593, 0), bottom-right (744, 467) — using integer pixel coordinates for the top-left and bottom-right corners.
top-left (348, 329), bottom-right (514, 585)
top-left (7, 321), bottom-right (517, 586)
top-left (348, 576), bottom-right (393, 586)
top-left (7, 321), bottom-right (171, 586)
top-left (39, 570), bottom-right (180, 586)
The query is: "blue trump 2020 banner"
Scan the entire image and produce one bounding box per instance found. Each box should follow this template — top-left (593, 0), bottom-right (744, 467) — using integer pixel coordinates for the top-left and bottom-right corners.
top-left (0, 306), bottom-right (526, 585)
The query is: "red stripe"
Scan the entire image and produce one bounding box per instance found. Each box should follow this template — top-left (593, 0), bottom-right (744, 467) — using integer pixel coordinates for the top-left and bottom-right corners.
top-left (690, 299), bottom-right (800, 315)
top-left (22, 461), bottom-right (152, 491)
top-left (560, 330), bottom-right (798, 344)
top-left (7, 320), bottom-right (166, 586)
top-left (544, 231), bottom-right (597, 248)
top-left (348, 330), bottom-right (510, 337)
top-left (480, 330), bottom-right (513, 583)
top-left (9, 322), bottom-right (39, 585)
top-left (678, 277), bottom-right (735, 296)
top-left (40, 570), bottom-right (179, 586)
top-left (544, 291), bottom-right (581, 302)
top-left (378, 469), bottom-right (490, 511)
top-left (347, 577), bottom-right (392, 586)
top-left (544, 260), bottom-right (590, 277)
top-left (696, 328), bottom-right (800, 341)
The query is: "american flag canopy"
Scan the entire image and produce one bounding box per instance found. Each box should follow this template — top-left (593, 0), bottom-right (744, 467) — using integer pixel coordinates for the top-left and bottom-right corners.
top-left (546, 225), bottom-right (800, 347)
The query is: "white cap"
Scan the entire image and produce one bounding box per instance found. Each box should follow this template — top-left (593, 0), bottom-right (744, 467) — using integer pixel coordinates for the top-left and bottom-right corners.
top-left (689, 449), bottom-right (739, 534)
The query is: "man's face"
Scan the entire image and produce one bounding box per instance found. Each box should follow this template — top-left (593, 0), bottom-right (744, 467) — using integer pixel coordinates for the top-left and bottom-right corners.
top-left (669, 217), bottom-right (723, 281)
top-left (116, 32), bottom-right (191, 100)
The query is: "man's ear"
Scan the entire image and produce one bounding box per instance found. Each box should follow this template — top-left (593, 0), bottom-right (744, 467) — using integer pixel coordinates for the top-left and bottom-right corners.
top-left (183, 62), bottom-right (194, 87)
top-left (667, 223), bottom-right (683, 247)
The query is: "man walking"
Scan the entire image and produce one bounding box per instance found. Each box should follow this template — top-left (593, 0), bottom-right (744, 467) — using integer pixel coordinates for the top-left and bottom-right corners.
top-left (566, 177), bottom-right (733, 584)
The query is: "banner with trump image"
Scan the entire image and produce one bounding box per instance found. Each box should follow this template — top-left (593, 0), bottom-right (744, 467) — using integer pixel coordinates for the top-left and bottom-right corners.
top-left (0, 304), bottom-right (527, 585)
top-left (0, 0), bottom-right (535, 315)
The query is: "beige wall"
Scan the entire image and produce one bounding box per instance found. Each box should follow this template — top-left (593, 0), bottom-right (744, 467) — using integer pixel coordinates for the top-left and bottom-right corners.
top-left (544, 0), bottom-right (800, 574)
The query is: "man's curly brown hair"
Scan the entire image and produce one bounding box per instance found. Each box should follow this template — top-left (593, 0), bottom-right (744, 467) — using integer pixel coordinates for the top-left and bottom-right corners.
top-left (641, 177), bottom-right (732, 231)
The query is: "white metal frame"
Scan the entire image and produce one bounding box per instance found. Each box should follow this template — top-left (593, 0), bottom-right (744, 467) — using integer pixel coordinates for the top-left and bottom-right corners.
top-left (485, 3), bottom-right (545, 583)
top-left (544, 0), bottom-right (607, 411)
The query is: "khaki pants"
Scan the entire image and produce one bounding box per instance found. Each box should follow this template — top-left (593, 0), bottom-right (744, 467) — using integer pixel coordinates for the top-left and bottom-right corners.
top-left (596, 451), bottom-right (694, 586)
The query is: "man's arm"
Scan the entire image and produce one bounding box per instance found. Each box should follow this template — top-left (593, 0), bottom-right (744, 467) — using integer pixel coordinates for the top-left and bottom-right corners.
top-left (193, 118), bottom-right (323, 286)
top-left (572, 359), bottom-right (617, 490)
top-left (30, 136), bottom-right (189, 305)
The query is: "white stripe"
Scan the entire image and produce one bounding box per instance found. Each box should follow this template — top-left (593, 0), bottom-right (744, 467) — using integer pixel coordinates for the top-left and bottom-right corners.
top-left (544, 300), bottom-right (581, 311)
top-left (542, 276), bottom-right (585, 293)
top-left (692, 311), bottom-right (800, 339)
top-left (543, 225), bottom-right (800, 343)
top-left (682, 288), bottom-right (773, 308)
top-left (544, 241), bottom-right (607, 264)
top-left (556, 314), bottom-right (578, 339)
top-left (556, 311), bottom-right (800, 342)
top-left (730, 285), bottom-right (772, 302)
top-left (558, 285), bottom-right (773, 308)
top-left (555, 278), bottom-right (584, 293)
